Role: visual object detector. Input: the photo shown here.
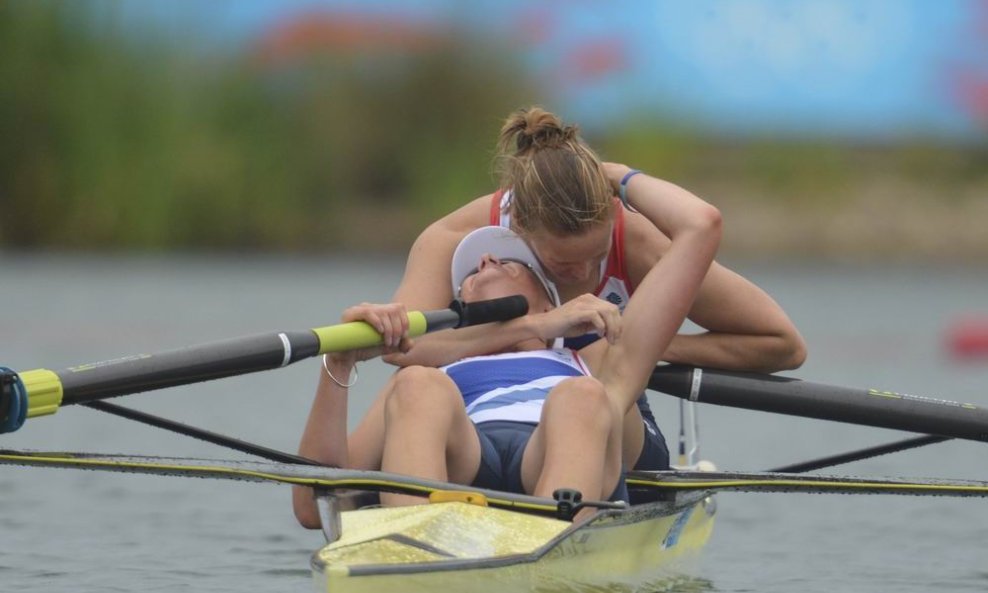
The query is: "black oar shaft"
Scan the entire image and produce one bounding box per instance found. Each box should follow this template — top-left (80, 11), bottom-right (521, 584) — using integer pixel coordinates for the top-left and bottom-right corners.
top-left (649, 365), bottom-right (988, 443)
top-left (15, 296), bottom-right (528, 417)
top-left (61, 331), bottom-right (319, 405)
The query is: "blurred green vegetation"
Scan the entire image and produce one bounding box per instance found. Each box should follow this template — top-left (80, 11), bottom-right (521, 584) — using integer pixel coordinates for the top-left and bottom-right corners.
top-left (1, 2), bottom-right (986, 258)
top-left (597, 124), bottom-right (988, 209)
top-left (0, 1), bottom-right (539, 251)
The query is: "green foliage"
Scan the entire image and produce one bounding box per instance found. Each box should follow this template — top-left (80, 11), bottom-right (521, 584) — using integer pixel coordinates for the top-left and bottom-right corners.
top-left (1, 2), bottom-right (985, 254)
top-left (0, 2), bottom-right (540, 251)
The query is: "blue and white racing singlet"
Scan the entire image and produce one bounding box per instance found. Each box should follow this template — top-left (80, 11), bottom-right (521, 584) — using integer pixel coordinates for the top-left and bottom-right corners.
top-left (441, 349), bottom-right (591, 425)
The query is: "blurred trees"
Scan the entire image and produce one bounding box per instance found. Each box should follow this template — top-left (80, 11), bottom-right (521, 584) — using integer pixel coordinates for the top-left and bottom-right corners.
top-left (0, 2), bottom-right (540, 251)
top-left (1, 2), bottom-right (985, 259)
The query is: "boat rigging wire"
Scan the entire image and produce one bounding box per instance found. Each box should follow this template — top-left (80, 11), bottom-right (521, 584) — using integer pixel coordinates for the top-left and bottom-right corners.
top-left (768, 434), bottom-right (951, 473)
top-left (82, 400), bottom-right (319, 466)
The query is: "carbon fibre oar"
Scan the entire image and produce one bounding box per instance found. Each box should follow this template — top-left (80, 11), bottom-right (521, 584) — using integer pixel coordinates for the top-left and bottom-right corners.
top-left (626, 469), bottom-right (988, 497)
top-left (648, 365), bottom-right (988, 443)
top-left (3, 449), bottom-right (986, 501)
top-left (0, 450), bottom-right (631, 517)
top-left (2, 296), bottom-right (528, 432)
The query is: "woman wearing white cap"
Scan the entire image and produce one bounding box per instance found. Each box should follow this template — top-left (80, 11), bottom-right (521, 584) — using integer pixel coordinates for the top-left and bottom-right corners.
top-left (294, 168), bottom-right (722, 525)
top-left (334, 106), bottom-right (804, 478)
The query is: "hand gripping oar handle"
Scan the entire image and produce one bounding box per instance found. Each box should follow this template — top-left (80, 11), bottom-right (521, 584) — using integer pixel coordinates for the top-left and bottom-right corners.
top-left (314, 295), bottom-right (527, 353)
top-left (2, 295), bottom-right (528, 431)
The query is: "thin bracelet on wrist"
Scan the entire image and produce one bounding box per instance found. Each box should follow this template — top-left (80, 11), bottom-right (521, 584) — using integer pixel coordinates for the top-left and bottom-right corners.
top-left (322, 354), bottom-right (358, 388)
top-left (619, 169), bottom-right (642, 212)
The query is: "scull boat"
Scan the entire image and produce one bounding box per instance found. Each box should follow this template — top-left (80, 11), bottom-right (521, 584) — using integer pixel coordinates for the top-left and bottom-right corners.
top-left (3, 296), bottom-right (988, 592)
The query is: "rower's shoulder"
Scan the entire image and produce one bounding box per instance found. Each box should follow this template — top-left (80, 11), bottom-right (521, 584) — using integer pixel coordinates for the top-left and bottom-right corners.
top-left (407, 193), bottom-right (496, 261)
top-left (422, 194), bottom-right (495, 237)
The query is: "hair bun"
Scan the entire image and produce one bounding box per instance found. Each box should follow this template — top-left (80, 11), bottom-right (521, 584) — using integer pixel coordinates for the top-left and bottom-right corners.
top-left (492, 105), bottom-right (612, 235)
top-left (499, 106), bottom-right (578, 155)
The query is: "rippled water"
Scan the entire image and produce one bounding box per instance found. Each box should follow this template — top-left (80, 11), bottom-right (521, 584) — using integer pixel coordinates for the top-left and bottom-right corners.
top-left (2, 253), bottom-right (987, 592)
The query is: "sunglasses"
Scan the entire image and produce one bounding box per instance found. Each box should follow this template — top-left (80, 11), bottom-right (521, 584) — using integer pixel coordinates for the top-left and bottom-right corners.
top-left (458, 258), bottom-right (556, 305)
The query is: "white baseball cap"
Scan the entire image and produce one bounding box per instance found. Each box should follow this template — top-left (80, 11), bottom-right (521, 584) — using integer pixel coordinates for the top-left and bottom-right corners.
top-left (451, 226), bottom-right (561, 307)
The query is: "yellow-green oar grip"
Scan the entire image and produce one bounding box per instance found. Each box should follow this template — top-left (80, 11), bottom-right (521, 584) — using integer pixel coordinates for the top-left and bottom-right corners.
top-left (313, 312), bottom-right (428, 354)
top-left (21, 369), bottom-right (64, 418)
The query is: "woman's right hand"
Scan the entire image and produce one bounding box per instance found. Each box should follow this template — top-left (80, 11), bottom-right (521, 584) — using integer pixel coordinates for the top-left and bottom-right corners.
top-left (534, 294), bottom-right (622, 344)
top-left (325, 302), bottom-right (413, 367)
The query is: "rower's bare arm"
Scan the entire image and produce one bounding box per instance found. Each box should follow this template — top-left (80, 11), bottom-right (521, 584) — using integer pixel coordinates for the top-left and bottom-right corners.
top-left (595, 171), bottom-right (722, 410)
top-left (390, 216), bottom-right (470, 309)
top-left (381, 196), bottom-right (507, 366)
top-left (387, 319), bottom-right (541, 366)
top-left (294, 305), bottom-right (410, 529)
top-left (606, 163), bottom-right (806, 372)
top-left (661, 261), bottom-right (806, 371)
top-left (293, 356), bottom-right (355, 529)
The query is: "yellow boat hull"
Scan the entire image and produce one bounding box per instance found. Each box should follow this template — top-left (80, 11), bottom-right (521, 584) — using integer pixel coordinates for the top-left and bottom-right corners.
top-left (311, 492), bottom-right (715, 593)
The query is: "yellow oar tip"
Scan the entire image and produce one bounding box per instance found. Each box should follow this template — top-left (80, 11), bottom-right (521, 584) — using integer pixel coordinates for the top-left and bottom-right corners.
top-left (21, 369), bottom-right (64, 419)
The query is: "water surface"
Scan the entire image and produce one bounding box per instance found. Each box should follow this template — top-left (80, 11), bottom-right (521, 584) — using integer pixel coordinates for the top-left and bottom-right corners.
top-left (1, 254), bottom-right (987, 592)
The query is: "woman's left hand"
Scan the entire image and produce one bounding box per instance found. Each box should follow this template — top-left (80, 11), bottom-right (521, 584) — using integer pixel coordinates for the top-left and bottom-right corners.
top-left (534, 293), bottom-right (622, 344)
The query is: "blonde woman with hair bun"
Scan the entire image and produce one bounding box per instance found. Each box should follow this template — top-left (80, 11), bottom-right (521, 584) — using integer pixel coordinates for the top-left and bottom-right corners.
top-left (303, 106), bottom-right (806, 482)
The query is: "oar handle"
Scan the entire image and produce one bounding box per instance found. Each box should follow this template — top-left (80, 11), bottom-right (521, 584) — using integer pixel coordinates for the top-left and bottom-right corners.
top-left (4, 295), bottom-right (528, 429)
top-left (314, 296), bottom-right (529, 353)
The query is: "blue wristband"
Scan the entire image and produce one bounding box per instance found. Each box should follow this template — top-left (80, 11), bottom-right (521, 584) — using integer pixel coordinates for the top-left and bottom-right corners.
top-left (618, 169), bottom-right (642, 211)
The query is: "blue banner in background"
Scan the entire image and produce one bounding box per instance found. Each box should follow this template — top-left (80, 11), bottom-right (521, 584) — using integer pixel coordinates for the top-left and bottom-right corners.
top-left (131, 0), bottom-right (988, 141)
